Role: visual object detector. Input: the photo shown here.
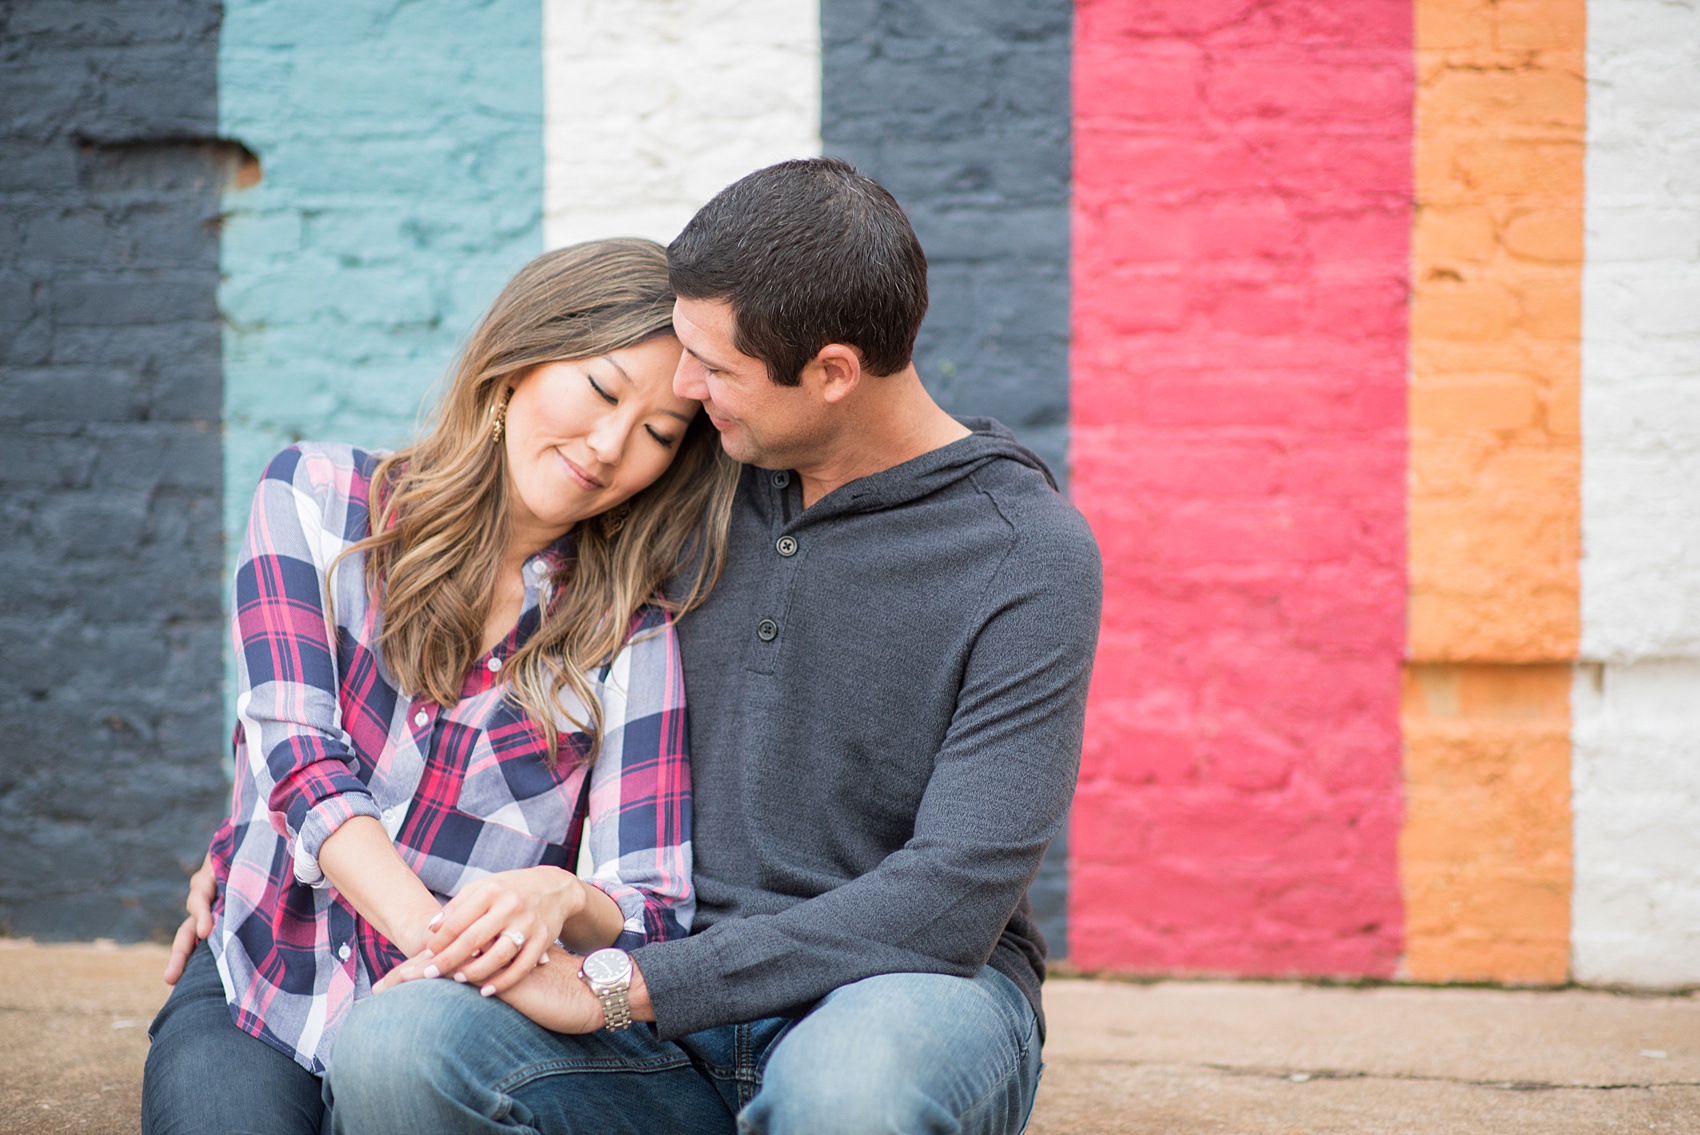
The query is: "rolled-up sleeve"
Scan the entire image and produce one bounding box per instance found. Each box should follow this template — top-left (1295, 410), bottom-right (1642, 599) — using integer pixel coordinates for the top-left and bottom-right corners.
top-left (233, 446), bottom-right (382, 886)
top-left (581, 607), bottom-right (695, 948)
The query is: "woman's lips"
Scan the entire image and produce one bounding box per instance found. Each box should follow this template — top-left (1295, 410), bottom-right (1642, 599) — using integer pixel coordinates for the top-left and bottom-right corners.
top-left (558, 452), bottom-right (605, 490)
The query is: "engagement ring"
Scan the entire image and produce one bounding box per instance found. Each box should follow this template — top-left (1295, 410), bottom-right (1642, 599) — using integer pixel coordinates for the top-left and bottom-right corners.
top-left (505, 930), bottom-right (526, 948)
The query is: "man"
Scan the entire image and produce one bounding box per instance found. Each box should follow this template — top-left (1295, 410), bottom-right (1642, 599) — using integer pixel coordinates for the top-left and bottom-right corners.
top-left (327, 157), bottom-right (1102, 1133)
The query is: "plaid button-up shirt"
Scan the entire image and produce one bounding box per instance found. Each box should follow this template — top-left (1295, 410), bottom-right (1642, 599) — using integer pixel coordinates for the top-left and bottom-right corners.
top-left (206, 443), bottom-right (693, 1074)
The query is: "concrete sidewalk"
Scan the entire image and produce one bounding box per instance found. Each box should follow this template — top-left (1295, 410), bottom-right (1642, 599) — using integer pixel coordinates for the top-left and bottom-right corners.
top-left (1, 940), bottom-right (1695, 1134)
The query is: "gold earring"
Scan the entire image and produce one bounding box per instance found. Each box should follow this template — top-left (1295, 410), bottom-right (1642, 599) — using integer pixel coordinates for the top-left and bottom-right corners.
top-left (601, 503), bottom-right (630, 538)
top-left (491, 389), bottom-right (511, 445)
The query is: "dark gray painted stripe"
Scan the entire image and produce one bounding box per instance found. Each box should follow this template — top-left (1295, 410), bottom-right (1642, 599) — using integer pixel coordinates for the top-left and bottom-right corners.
top-left (821, 0), bottom-right (1075, 957)
top-left (0, 1), bottom-right (230, 939)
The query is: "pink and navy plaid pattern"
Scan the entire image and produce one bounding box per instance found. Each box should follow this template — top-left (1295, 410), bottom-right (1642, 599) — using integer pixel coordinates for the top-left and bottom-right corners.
top-left (206, 443), bottom-right (694, 1074)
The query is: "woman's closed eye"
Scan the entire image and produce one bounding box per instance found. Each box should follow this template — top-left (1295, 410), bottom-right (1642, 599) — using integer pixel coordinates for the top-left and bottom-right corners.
top-left (644, 425), bottom-right (677, 448)
top-left (586, 374), bottom-right (618, 406)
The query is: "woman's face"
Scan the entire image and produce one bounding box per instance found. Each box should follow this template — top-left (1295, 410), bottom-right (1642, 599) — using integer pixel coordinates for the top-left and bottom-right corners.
top-left (501, 334), bottom-right (695, 545)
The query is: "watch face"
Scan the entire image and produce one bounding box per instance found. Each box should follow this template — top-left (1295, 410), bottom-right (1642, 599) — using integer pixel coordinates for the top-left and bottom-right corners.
top-left (582, 949), bottom-right (630, 985)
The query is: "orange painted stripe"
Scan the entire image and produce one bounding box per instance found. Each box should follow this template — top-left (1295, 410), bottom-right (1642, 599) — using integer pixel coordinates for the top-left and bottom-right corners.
top-left (1403, 0), bottom-right (1584, 983)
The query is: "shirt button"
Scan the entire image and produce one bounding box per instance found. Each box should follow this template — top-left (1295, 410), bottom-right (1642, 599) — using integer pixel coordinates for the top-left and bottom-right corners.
top-left (756, 619), bottom-right (778, 642)
top-left (413, 709), bottom-right (429, 727)
top-left (486, 656), bottom-right (503, 672)
top-left (337, 943), bottom-right (351, 961)
top-left (776, 536), bottom-right (798, 557)
top-left (771, 470), bottom-right (790, 488)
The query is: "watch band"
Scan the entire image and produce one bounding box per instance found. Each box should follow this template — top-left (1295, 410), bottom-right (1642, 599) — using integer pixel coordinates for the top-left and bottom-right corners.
top-left (592, 981), bottom-right (633, 1031)
top-left (579, 949), bottom-right (634, 1031)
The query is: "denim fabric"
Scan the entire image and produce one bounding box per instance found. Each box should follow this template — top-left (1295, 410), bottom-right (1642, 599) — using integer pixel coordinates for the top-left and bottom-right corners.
top-left (326, 966), bottom-right (1042, 1135)
top-left (142, 944), bottom-right (328, 1135)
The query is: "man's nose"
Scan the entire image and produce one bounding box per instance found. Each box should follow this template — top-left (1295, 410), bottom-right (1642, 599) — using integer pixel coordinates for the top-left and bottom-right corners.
top-left (673, 356), bottom-right (705, 401)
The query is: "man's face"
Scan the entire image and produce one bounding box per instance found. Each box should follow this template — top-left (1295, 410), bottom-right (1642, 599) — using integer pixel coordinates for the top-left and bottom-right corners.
top-left (671, 296), bottom-right (825, 470)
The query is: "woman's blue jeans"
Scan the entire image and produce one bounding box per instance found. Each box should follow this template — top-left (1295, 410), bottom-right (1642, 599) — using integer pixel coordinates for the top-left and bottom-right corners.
top-left (142, 944), bottom-right (328, 1135)
top-left (325, 965), bottom-right (1043, 1135)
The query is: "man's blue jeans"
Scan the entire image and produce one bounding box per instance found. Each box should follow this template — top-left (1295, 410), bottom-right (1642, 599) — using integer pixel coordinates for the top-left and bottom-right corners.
top-left (325, 966), bottom-right (1042, 1134)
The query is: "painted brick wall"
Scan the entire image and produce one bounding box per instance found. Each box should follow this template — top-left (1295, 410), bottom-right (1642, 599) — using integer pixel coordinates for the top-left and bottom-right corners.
top-left (543, 0), bottom-right (820, 250)
top-left (821, 0), bottom-right (1076, 952)
top-left (0, 0), bottom-right (229, 939)
top-left (1400, 0), bottom-right (1583, 985)
top-left (1070, 0), bottom-right (1412, 976)
top-left (218, 0), bottom-right (544, 554)
top-left (1573, 0), bottom-right (1700, 988)
top-left (822, 0), bottom-right (1074, 482)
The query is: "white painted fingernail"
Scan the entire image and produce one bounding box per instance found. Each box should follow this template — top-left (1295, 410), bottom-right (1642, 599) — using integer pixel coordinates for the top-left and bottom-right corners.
top-left (422, 965), bottom-right (440, 979)
top-left (426, 911), bottom-right (443, 930)
top-left (453, 972), bottom-right (467, 983)
top-left (538, 952), bottom-right (550, 964)
top-left (480, 984), bottom-right (496, 997)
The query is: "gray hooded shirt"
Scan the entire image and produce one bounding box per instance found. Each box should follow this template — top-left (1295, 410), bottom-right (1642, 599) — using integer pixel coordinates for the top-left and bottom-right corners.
top-left (633, 418), bottom-right (1103, 1040)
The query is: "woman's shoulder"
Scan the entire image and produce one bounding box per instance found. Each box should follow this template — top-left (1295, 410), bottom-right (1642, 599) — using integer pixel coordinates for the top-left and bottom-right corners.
top-left (261, 441), bottom-right (393, 503)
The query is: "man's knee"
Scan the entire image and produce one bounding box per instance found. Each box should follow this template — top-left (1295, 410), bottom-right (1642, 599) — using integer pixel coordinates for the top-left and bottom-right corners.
top-left (327, 980), bottom-right (481, 1122)
top-left (741, 971), bottom-right (1038, 1135)
top-left (746, 1038), bottom-right (949, 1135)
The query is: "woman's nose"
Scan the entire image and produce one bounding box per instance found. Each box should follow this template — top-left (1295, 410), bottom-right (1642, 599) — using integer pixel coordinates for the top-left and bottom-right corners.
top-left (587, 414), bottom-right (629, 465)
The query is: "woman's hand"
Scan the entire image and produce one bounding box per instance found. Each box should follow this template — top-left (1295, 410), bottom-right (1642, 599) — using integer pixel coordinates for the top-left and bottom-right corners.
top-left (163, 854), bottom-right (219, 984)
top-left (396, 867), bottom-right (589, 997)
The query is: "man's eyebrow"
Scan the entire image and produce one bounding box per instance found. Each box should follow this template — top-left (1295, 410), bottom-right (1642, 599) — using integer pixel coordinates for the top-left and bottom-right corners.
top-left (684, 345), bottom-right (730, 372)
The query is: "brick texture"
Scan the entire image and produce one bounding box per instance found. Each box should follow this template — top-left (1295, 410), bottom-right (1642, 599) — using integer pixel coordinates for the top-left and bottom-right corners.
top-left (217, 0), bottom-right (543, 554)
top-left (1069, 0), bottom-right (1412, 976)
top-left (1400, 0), bottom-right (1584, 984)
top-left (1408, 0), bottom-right (1584, 664)
top-left (1573, 0), bottom-right (1700, 988)
top-left (0, 0), bottom-right (229, 939)
top-left (542, 0), bottom-right (820, 249)
top-left (822, 0), bottom-right (1076, 953)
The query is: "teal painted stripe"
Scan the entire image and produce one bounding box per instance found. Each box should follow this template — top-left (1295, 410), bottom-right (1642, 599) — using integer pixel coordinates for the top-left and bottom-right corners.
top-left (218, 0), bottom-right (544, 729)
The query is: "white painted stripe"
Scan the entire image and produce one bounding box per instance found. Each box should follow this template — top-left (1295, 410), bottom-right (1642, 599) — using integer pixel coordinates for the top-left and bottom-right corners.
top-left (1571, 663), bottom-right (1700, 986)
top-left (543, 0), bottom-right (822, 250)
top-left (1574, 0), bottom-right (1700, 986)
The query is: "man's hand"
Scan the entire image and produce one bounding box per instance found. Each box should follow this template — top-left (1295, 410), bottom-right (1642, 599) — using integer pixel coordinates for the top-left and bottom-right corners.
top-left (375, 948), bottom-right (656, 1033)
top-left (163, 854), bottom-right (218, 985)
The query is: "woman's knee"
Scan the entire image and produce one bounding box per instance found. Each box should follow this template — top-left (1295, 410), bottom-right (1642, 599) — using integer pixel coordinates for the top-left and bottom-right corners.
top-left (143, 955), bottom-right (323, 1135)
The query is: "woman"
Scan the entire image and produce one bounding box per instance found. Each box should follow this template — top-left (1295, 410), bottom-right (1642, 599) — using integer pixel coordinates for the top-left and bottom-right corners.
top-left (142, 238), bottom-right (737, 1135)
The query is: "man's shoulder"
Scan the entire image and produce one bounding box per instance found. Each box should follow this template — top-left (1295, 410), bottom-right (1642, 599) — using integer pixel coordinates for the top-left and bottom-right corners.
top-left (962, 457), bottom-right (1100, 573)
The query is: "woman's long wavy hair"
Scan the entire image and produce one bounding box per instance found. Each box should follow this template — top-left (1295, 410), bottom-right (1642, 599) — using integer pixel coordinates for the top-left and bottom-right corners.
top-left (334, 239), bottom-right (738, 765)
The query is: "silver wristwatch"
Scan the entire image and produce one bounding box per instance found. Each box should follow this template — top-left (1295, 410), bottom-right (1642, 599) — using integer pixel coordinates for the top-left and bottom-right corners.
top-left (579, 948), bottom-right (634, 1031)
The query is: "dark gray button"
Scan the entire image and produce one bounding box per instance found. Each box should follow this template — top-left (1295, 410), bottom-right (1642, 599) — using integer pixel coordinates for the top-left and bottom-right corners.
top-left (776, 535), bottom-right (798, 557)
top-left (756, 619), bottom-right (778, 642)
top-left (771, 470), bottom-right (790, 488)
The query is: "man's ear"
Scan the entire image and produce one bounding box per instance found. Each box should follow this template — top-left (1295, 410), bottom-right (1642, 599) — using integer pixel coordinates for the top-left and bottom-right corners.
top-left (808, 343), bottom-right (863, 404)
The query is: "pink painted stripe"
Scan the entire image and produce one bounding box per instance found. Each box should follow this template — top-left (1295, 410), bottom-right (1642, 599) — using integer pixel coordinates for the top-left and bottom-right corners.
top-left (1068, 0), bottom-right (1413, 976)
